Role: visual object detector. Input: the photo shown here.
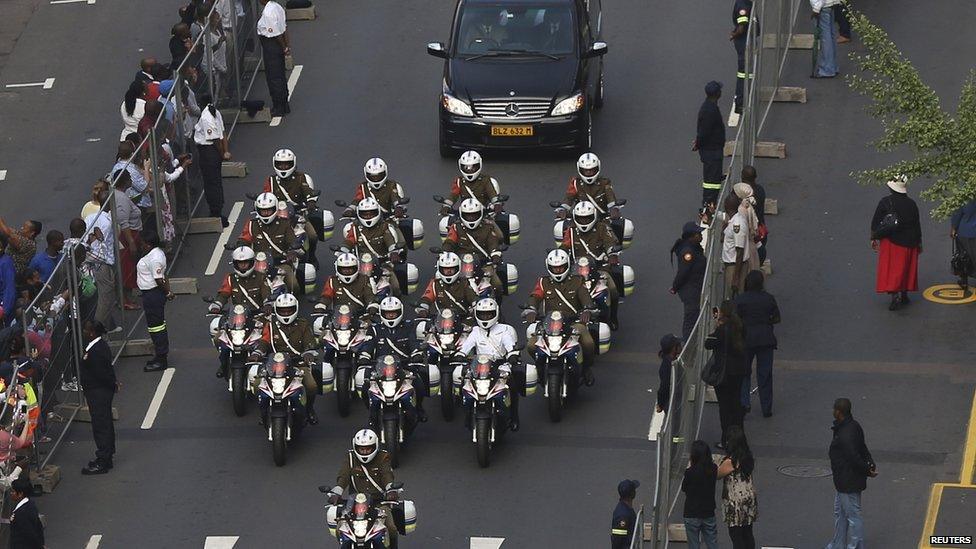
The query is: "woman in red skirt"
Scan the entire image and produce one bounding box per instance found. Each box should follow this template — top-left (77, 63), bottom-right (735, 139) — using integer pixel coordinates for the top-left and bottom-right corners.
top-left (871, 177), bottom-right (922, 311)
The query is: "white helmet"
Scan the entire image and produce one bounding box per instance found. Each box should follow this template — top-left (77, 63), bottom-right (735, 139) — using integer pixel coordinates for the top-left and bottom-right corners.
top-left (459, 198), bottom-right (484, 230)
top-left (274, 293), bottom-right (299, 325)
top-left (572, 201), bottom-right (598, 233)
top-left (254, 192), bottom-right (279, 225)
top-left (458, 150), bottom-right (482, 182)
top-left (546, 249), bottom-right (572, 282)
top-left (335, 252), bottom-right (359, 284)
top-left (273, 148), bottom-right (297, 179)
top-left (352, 428), bottom-right (379, 464)
top-left (231, 245), bottom-right (256, 277)
top-left (577, 152), bottom-right (600, 185)
top-left (357, 197), bottom-right (382, 228)
top-left (436, 251), bottom-right (462, 284)
top-left (379, 296), bottom-right (404, 328)
top-left (474, 297), bottom-right (499, 330)
top-left (364, 157), bottom-right (388, 189)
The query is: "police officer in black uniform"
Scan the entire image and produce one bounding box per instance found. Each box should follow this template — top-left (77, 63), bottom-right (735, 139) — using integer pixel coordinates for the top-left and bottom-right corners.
top-left (693, 81), bottom-right (726, 208)
top-left (610, 479), bottom-right (639, 548)
top-left (361, 296), bottom-right (429, 421)
top-left (670, 222), bottom-right (707, 341)
top-left (730, 0), bottom-right (755, 115)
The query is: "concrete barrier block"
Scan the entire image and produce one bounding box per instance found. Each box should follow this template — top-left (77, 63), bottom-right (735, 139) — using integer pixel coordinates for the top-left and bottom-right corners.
top-left (30, 465), bottom-right (61, 494)
top-left (181, 217), bottom-right (224, 235)
top-left (53, 403), bottom-right (119, 422)
top-left (109, 338), bottom-right (154, 357)
top-left (643, 523), bottom-right (655, 542)
top-left (668, 523), bottom-right (688, 542)
top-left (286, 6), bottom-right (316, 20)
top-left (759, 86), bottom-right (807, 103)
top-left (763, 33), bottom-right (814, 49)
top-left (705, 385), bottom-right (718, 403)
top-left (169, 277), bottom-right (198, 295)
top-left (725, 141), bottom-right (786, 158)
top-left (221, 108), bottom-right (272, 124)
top-left (222, 161), bottom-right (248, 178)
top-left (765, 198), bottom-right (779, 215)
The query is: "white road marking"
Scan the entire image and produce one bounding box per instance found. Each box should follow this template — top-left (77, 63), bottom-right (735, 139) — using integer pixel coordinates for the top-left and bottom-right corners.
top-left (471, 537), bottom-right (505, 549)
top-left (204, 536), bottom-right (240, 548)
top-left (85, 535), bottom-right (103, 548)
top-left (51, 0), bottom-right (95, 4)
top-left (647, 409), bottom-right (665, 441)
top-left (5, 78), bottom-right (55, 89)
top-left (141, 368), bottom-right (175, 429)
top-left (269, 117), bottom-right (281, 127)
top-left (269, 64), bottom-right (303, 127)
top-left (0, 170), bottom-right (6, 182)
top-left (205, 201), bottom-right (244, 276)
top-left (86, 137), bottom-right (102, 142)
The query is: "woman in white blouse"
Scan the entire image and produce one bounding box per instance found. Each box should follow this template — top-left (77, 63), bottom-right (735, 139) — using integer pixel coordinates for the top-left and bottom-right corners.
top-left (119, 80), bottom-right (146, 142)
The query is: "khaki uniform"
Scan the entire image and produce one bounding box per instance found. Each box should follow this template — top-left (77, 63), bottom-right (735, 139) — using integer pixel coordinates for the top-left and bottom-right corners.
top-left (345, 222), bottom-right (404, 260)
top-left (443, 222), bottom-right (503, 291)
top-left (528, 275), bottom-right (595, 367)
top-left (238, 218), bottom-right (299, 291)
top-left (215, 272), bottom-right (273, 309)
top-left (353, 180), bottom-right (404, 214)
top-left (320, 275), bottom-right (377, 316)
top-left (336, 450), bottom-right (398, 538)
top-left (450, 174), bottom-right (498, 207)
top-left (420, 277), bottom-right (479, 315)
top-left (560, 221), bottom-right (620, 300)
top-left (255, 318), bottom-right (319, 396)
top-left (565, 176), bottom-right (618, 217)
top-left (264, 172), bottom-right (318, 240)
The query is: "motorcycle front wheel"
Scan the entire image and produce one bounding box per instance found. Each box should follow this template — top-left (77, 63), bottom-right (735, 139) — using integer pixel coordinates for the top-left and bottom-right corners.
top-left (336, 367), bottom-right (352, 417)
top-left (547, 374), bottom-right (563, 423)
top-left (440, 373), bottom-right (455, 421)
top-left (383, 418), bottom-right (400, 468)
top-left (475, 416), bottom-right (491, 468)
top-left (231, 366), bottom-right (247, 417)
top-left (271, 415), bottom-right (287, 467)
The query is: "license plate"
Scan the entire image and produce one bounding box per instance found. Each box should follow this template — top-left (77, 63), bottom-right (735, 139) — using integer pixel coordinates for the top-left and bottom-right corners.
top-left (490, 125), bottom-right (534, 137)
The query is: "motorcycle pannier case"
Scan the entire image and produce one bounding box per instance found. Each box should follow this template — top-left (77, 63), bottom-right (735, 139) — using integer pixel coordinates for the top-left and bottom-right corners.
top-left (393, 500), bottom-right (417, 535)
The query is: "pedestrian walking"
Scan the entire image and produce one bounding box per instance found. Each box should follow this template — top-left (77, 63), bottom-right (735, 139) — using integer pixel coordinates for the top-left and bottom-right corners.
top-left (740, 166), bottom-right (768, 263)
top-left (811, 0), bottom-right (840, 78)
top-left (705, 300), bottom-right (747, 448)
top-left (950, 198), bottom-right (976, 289)
top-left (257, 0), bottom-right (290, 117)
top-left (827, 397), bottom-right (876, 549)
top-left (671, 222), bottom-right (707, 341)
top-left (693, 81), bottom-right (726, 207)
top-left (721, 194), bottom-right (750, 297)
top-left (870, 177), bottom-right (922, 310)
top-left (834, 1), bottom-right (852, 44)
top-left (729, 0), bottom-right (754, 119)
top-left (657, 334), bottom-right (681, 413)
top-left (79, 320), bottom-right (117, 475)
top-left (682, 440), bottom-right (719, 549)
top-left (9, 478), bottom-right (45, 549)
top-left (734, 270), bottom-right (779, 417)
top-left (193, 95), bottom-right (231, 227)
top-left (137, 232), bottom-right (173, 373)
top-left (84, 191), bottom-right (120, 333)
top-left (718, 425), bottom-right (758, 549)
top-left (610, 479), bottom-right (639, 549)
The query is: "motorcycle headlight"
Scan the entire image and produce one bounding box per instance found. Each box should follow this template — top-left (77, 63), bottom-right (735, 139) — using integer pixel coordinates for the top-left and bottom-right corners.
top-left (442, 93), bottom-right (474, 117)
top-left (337, 330), bottom-right (351, 347)
top-left (438, 333), bottom-right (455, 347)
top-left (230, 330), bottom-right (246, 346)
top-left (547, 335), bottom-right (563, 352)
top-left (382, 380), bottom-right (398, 398)
top-left (271, 378), bottom-right (287, 394)
top-left (353, 519), bottom-right (369, 539)
top-left (550, 92), bottom-right (584, 116)
top-left (475, 378), bottom-right (491, 396)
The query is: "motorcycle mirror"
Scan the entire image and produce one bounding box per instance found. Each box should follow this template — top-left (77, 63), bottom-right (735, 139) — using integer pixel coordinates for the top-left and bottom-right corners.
top-left (616, 198), bottom-right (628, 206)
top-left (398, 196), bottom-right (410, 205)
top-left (517, 303), bottom-right (531, 310)
top-left (497, 243), bottom-right (509, 252)
top-left (432, 194), bottom-right (445, 203)
top-left (496, 194), bottom-right (510, 202)
top-left (389, 481), bottom-right (404, 490)
top-left (309, 190), bottom-right (322, 198)
top-left (429, 246), bottom-right (442, 254)
top-left (245, 192), bottom-right (258, 200)
top-left (318, 485), bottom-right (331, 493)
top-left (329, 244), bottom-right (342, 252)
top-left (223, 243), bottom-right (237, 251)
top-left (548, 200), bottom-right (562, 209)
top-left (202, 296), bottom-right (214, 303)
top-left (334, 199), bottom-right (347, 207)
top-left (610, 245), bottom-right (623, 253)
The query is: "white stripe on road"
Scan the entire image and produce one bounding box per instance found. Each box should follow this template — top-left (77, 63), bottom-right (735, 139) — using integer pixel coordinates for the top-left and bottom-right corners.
top-left (85, 535), bottom-right (103, 549)
top-left (141, 368), bottom-right (175, 430)
top-left (5, 78), bottom-right (55, 89)
top-left (204, 536), bottom-right (240, 548)
top-left (51, 0), bottom-right (95, 4)
top-left (269, 64), bottom-right (303, 127)
top-left (647, 409), bottom-right (665, 441)
top-left (471, 537), bottom-right (505, 549)
top-left (0, 170), bottom-right (6, 182)
top-left (205, 201), bottom-right (244, 276)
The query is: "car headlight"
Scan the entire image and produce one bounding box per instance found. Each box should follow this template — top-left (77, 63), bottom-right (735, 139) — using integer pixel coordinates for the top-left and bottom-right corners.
top-left (551, 92), bottom-right (584, 116)
top-left (442, 93), bottom-right (474, 117)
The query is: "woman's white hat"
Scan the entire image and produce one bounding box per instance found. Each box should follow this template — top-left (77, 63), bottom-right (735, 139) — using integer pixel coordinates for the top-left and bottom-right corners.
top-left (886, 176), bottom-right (908, 194)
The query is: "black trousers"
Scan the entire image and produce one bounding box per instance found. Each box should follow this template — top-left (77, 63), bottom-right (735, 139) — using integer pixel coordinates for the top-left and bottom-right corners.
top-left (716, 373), bottom-right (744, 445)
top-left (728, 524), bottom-right (755, 549)
top-left (678, 289), bottom-right (701, 342)
top-left (85, 386), bottom-right (116, 462)
top-left (142, 287), bottom-right (169, 361)
top-left (699, 148), bottom-right (723, 206)
top-left (834, 3), bottom-right (851, 38)
top-left (260, 36), bottom-right (289, 112)
top-left (197, 143), bottom-right (224, 217)
top-left (734, 37), bottom-right (747, 113)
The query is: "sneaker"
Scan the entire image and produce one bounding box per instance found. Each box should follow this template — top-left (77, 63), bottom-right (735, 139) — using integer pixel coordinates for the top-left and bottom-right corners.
top-left (107, 326), bottom-right (123, 334)
top-left (60, 380), bottom-right (80, 392)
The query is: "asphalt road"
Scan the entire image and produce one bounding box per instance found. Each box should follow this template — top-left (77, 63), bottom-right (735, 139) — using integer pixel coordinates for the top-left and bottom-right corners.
top-left (1, 0), bottom-right (974, 548)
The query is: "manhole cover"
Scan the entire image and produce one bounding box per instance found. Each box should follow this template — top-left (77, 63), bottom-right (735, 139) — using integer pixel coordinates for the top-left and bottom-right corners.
top-left (777, 464), bottom-right (832, 478)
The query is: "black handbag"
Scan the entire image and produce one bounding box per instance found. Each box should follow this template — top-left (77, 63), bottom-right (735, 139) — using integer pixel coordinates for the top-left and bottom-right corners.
top-left (701, 353), bottom-right (726, 387)
top-left (872, 197), bottom-right (900, 239)
top-left (951, 238), bottom-right (972, 276)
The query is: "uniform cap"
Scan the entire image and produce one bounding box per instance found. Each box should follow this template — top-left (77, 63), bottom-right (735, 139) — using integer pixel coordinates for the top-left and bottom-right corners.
top-left (682, 221), bottom-right (705, 237)
top-left (618, 479), bottom-right (640, 498)
top-left (705, 81), bottom-right (723, 96)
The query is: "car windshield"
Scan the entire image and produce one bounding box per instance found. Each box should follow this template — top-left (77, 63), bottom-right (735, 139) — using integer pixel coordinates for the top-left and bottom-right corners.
top-left (456, 5), bottom-right (575, 57)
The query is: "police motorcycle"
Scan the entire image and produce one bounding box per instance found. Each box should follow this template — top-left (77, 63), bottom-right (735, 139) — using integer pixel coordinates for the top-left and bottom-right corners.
top-left (246, 192), bottom-right (322, 292)
top-left (433, 193), bottom-right (521, 247)
top-left (429, 245), bottom-right (518, 301)
top-left (313, 304), bottom-right (373, 418)
top-left (330, 247), bottom-right (398, 301)
top-left (414, 307), bottom-right (469, 421)
top-left (269, 148), bottom-right (336, 244)
top-left (460, 354), bottom-right (522, 468)
top-left (550, 198), bottom-right (634, 250)
top-left (576, 251), bottom-right (635, 325)
top-left (321, 484), bottom-right (417, 549)
top-left (367, 355), bottom-right (419, 468)
top-left (204, 298), bottom-right (265, 417)
top-left (249, 351), bottom-right (309, 466)
top-left (240, 193), bottom-right (318, 295)
top-left (335, 197), bottom-right (424, 254)
top-left (334, 203), bottom-right (420, 297)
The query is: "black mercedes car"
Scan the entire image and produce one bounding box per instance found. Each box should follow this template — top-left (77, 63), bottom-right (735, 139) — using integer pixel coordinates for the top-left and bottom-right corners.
top-left (428, 0), bottom-right (607, 156)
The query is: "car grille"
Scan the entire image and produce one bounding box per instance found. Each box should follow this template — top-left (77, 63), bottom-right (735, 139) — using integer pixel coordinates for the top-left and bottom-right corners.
top-left (473, 98), bottom-right (552, 120)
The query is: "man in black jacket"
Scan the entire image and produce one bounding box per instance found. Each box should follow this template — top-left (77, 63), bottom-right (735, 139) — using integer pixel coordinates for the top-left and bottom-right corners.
top-left (692, 81), bottom-right (726, 208)
top-left (10, 478), bottom-right (45, 548)
top-left (734, 270), bottom-right (779, 417)
top-left (827, 398), bottom-right (876, 549)
top-left (80, 320), bottom-right (117, 475)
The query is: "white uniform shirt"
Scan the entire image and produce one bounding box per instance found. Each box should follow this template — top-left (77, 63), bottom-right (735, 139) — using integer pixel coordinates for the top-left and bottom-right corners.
top-left (721, 211), bottom-right (751, 264)
top-left (136, 247), bottom-right (167, 290)
top-left (193, 107), bottom-right (224, 145)
top-left (458, 323), bottom-right (518, 361)
top-left (257, 1), bottom-right (287, 38)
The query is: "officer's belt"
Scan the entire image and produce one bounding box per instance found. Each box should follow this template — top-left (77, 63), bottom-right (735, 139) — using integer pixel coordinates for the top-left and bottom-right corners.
top-left (437, 280), bottom-right (466, 311)
top-left (552, 286), bottom-right (579, 316)
top-left (258, 226), bottom-right (287, 257)
top-left (348, 451), bottom-right (385, 494)
top-left (273, 176), bottom-right (297, 206)
top-left (271, 322), bottom-right (302, 356)
top-left (236, 280), bottom-right (263, 310)
top-left (572, 229), bottom-right (605, 262)
top-left (464, 227), bottom-right (492, 259)
top-left (383, 337), bottom-right (410, 359)
top-left (340, 286), bottom-right (366, 309)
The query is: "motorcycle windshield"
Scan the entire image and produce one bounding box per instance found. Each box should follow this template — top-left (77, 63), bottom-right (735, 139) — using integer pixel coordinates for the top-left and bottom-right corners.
top-left (544, 315), bottom-right (565, 336)
top-left (379, 363), bottom-right (398, 380)
top-left (360, 258), bottom-right (374, 276)
top-left (576, 257), bottom-right (591, 278)
top-left (473, 361), bottom-right (492, 379)
top-left (436, 316), bottom-right (455, 335)
top-left (332, 313), bottom-right (353, 331)
top-left (227, 311), bottom-right (248, 330)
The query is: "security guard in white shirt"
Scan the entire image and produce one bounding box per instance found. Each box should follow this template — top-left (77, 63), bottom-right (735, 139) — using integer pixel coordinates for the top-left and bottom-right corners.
top-left (137, 232), bottom-right (173, 372)
top-left (257, 0), bottom-right (290, 116)
top-left (194, 96), bottom-right (231, 226)
top-left (456, 298), bottom-right (522, 430)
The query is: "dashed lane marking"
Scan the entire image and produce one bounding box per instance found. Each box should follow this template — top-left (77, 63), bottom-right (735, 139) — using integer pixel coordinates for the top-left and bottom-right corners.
top-left (5, 78), bottom-right (55, 89)
top-left (204, 536), bottom-right (239, 548)
top-left (471, 537), bottom-right (505, 549)
top-left (141, 368), bottom-right (175, 430)
top-left (85, 535), bottom-right (102, 548)
top-left (0, 170), bottom-right (6, 182)
top-left (51, 0), bottom-right (95, 4)
top-left (205, 201), bottom-right (244, 276)
top-left (269, 64), bottom-right (303, 127)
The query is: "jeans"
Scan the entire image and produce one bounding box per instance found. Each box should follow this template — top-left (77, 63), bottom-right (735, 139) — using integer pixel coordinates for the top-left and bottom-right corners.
top-left (816, 8), bottom-right (838, 77)
top-left (740, 346), bottom-right (774, 414)
top-left (827, 492), bottom-right (865, 549)
top-left (684, 516), bottom-right (718, 549)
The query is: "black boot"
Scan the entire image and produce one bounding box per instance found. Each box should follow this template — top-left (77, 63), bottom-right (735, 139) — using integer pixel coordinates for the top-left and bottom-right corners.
top-left (415, 397), bottom-right (428, 423)
top-left (900, 291), bottom-right (911, 304)
top-left (306, 397), bottom-right (319, 425)
top-left (509, 392), bottom-right (520, 432)
top-left (888, 292), bottom-right (901, 311)
top-left (609, 300), bottom-right (620, 331)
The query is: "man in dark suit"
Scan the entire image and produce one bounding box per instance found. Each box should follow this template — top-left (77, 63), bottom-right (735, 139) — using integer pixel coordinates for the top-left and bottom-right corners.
top-left (9, 478), bottom-right (45, 548)
top-left (80, 320), bottom-right (117, 474)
